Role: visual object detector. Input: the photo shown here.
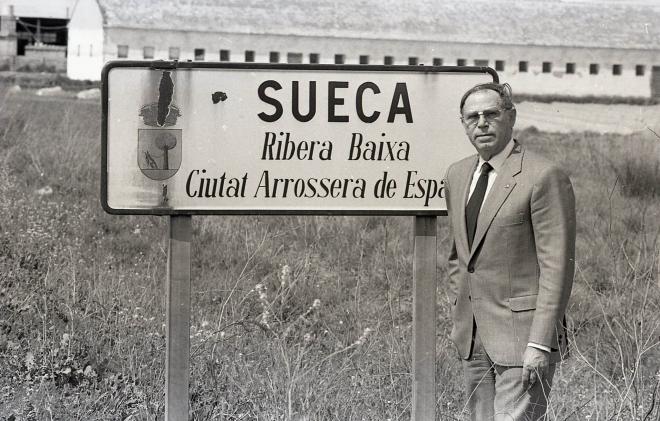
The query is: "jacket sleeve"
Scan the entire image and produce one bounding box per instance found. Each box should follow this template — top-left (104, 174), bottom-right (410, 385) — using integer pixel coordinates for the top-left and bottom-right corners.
top-left (528, 165), bottom-right (576, 348)
top-left (444, 167), bottom-right (460, 300)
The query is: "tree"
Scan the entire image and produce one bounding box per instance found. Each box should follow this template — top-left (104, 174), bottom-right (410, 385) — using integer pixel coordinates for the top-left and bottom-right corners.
top-left (155, 132), bottom-right (177, 170)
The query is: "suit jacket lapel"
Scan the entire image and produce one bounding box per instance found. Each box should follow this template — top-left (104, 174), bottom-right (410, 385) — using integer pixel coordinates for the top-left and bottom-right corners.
top-left (468, 142), bottom-right (524, 262)
top-left (456, 156), bottom-right (479, 258)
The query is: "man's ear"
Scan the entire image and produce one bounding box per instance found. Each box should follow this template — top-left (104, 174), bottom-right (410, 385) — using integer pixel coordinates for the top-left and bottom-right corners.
top-left (462, 122), bottom-right (472, 137)
top-left (509, 108), bottom-right (517, 127)
top-left (460, 114), bottom-right (472, 127)
top-left (460, 117), bottom-right (469, 133)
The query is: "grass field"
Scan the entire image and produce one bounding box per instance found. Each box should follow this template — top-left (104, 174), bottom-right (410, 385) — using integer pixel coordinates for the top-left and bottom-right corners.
top-left (0, 89), bottom-right (659, 420)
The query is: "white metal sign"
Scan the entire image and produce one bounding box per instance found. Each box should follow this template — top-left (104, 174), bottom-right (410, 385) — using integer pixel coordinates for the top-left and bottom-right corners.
top-left (102, 62), bottom-right (495, 215)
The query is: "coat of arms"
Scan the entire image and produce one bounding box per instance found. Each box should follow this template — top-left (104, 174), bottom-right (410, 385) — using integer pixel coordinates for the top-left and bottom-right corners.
top-left (138, 129), bottom-right (182, 180)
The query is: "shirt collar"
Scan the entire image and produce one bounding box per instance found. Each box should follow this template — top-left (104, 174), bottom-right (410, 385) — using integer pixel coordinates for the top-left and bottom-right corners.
top-left (477, 138), bottom-right (515, 173)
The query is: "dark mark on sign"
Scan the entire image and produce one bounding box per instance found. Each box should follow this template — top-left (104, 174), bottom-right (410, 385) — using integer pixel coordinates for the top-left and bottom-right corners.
top-left (212, 91), bottom-right (228, 104)
top-left (161, 184), bottom-right (169, 206)
top-left (158, 71), bottom-right (174, 126)
top-left (139, 70), bottom-right (181, 127)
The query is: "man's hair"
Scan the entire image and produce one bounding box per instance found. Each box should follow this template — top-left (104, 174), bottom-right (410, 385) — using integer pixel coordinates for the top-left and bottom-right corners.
top-left (459, 82), bottom-right (515, 113)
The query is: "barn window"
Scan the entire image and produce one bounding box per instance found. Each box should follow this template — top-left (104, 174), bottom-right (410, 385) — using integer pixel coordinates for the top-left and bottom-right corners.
top-left (309, 53), bottom-right (320, 64)
top-left (542, 62), bottom-right (552, 73)
top-left (89, 44), bottom-right (93, 57)
top-left (384, 56), bottom-right (394, 65)
top-left (409, 57), bottom-right (419, 65)
top-left (359, 55), bottom-right (369, 64)
top-left (245, 50), bottom-right (255, 62)
top-left (613, 64), bottom-right (622, 75)
top-left (519, 61), bottom-right (528, 72)
top-left (589, 63), bottom-right (599, 75)
top-left (334, 54), bottom-right (345, 64)
top-left (495, 60), bottom-right (505, 71)
top-left (474, 59), bottom-right (489, 66)
top-left (457, 58), bottom-right (467, 66)
top-left (433, 57), bottom-right (443, 66)
top-left (169, 47), bottom-right (180, 60)
top-left (287, 53), bottom-right (303, 64)
top-left (636, 65), bottom-right (645, 76)
top-left (269, 52), bottom-right (280, 63)
top-left (566, 63), bottom-right (576, 74)
top-left (117, 44), bottom-right (128, 58)
top-left (143, 46), bottom-right (154, 59)
top-left (220, 49), bottom-right (230, 61)
top-left (194, 48), bottom-right (205, 61)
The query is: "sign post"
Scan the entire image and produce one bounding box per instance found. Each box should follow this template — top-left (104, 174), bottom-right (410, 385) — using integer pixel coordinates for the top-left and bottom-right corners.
top-left (412, 215), bottom-right (437, 419)
top-left (102, 62), bottom-right (496, 420)
top-left (166, 215), bottom-right (192, 419)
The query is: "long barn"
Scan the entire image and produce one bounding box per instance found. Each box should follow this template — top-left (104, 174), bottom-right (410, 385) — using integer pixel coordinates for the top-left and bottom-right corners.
top-left (66, 0), bottom-right (660, 98)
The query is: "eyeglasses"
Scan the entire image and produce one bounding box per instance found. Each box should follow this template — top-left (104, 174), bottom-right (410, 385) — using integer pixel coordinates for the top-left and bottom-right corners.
top-left (461, 109), bottom-right (507, 127)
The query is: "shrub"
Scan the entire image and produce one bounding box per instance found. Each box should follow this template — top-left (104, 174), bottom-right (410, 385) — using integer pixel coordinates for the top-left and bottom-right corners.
top-left (611, 149), bottom-right (660, 199)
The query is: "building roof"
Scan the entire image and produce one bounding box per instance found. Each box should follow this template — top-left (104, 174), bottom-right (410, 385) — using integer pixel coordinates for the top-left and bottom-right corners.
top-left (93, 0), bottom-right (660, 51)
top-left (1, 0), bottom-right (76, 19)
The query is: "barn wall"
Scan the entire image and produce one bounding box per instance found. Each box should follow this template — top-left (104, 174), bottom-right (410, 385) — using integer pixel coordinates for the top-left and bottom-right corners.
top-left (477, 43), bottom-right (660, 98)
top-left (66, 0), bottom-right (104, 80)
top-left (16, 45), bottom-right (67, 71)
top-left (70, 24), bottom-right (660, 98)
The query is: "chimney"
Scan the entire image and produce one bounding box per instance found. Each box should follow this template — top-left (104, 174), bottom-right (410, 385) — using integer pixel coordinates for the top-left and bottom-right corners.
top-left (1, 5), bottom-right (17, 37)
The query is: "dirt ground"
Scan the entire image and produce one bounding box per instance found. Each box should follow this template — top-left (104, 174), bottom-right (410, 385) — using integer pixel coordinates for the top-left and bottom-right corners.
top-left (516, 101), bottom-right (660, 136)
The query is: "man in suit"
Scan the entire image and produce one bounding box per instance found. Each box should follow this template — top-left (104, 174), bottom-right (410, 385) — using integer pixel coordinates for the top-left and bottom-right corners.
top-left (444, 82), bottom-right (576, 420)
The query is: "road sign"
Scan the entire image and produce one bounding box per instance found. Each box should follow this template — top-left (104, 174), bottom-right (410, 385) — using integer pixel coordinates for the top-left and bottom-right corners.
top-left (102, 61), bottom-right (497, 421)
top-left (102, 62), bottom-right (495, 215)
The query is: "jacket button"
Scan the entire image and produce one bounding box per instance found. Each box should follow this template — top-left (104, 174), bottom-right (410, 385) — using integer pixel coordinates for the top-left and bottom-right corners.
top-left (467, 266), bottom-right (474, 273)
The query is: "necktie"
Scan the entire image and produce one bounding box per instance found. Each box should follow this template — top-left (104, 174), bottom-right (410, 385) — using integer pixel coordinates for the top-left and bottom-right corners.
top-left (466, 162), bottom-right (493, 250)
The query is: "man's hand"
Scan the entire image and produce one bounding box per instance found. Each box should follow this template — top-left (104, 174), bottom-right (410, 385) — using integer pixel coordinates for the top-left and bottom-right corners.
top-left (521, 346), bottom-right (550, 391)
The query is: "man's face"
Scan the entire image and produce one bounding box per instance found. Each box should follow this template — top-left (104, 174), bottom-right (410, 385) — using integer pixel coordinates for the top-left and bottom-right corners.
top-left (461, 89), bottom-right (516, 161)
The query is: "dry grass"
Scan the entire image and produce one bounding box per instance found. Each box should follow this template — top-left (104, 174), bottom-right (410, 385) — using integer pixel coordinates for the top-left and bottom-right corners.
top-left (0, 91), bottom-right (658, 420)
top-left (517, 128), bottom-right (660, 420)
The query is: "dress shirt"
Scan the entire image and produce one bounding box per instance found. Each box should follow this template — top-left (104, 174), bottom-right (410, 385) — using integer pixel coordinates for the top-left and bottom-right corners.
top-left (466, 139), bottom-right (551, 354)
top-left (467, 138), bottom-right (515, 204)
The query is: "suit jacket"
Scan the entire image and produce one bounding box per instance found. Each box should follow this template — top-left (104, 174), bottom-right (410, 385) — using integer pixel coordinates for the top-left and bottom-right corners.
top-left (445, 140), bottom-right (576, 366)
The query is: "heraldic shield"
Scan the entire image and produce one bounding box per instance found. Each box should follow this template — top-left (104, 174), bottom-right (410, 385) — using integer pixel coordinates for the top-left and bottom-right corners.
top-left (138, 129), bottom-right (182, 180)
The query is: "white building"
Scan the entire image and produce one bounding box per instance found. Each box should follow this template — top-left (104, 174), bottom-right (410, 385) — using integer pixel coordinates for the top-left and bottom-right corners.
top-left (67, 0), bottom-right (660, 98)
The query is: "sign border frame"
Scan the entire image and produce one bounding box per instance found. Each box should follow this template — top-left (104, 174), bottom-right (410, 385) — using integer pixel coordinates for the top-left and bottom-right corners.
top-left (101, 60), bottom-right (498, 216)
